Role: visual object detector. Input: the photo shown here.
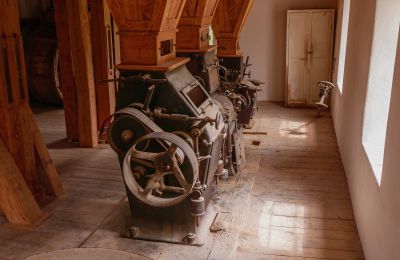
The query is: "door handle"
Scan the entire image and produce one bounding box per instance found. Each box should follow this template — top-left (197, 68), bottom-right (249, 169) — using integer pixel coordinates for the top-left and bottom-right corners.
top-left (307, 40), bottom-right (313, 70)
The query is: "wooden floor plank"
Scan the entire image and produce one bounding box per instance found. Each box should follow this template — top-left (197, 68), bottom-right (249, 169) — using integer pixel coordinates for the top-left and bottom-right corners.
top-left (0, 102), bottom-right (364, 260)
top-left (237, 103), bottom-right (363, 260)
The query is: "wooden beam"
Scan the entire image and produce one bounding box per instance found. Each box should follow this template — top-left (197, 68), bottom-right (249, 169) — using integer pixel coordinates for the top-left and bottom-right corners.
top-left (66, 0), bottom-right (98, 147)
top-left (89, 0), bottom-right (116, 135)
top-left (54, 0), bottom-right (79, 142)
top-left (0, 138), bottom-right (47, 226)
top-left (27, 107), bottom-right (64, 197)
top-left (0, 0), bottom-right (38, 197)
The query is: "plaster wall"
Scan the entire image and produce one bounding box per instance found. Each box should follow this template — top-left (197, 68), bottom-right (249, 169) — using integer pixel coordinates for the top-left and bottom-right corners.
top-left (331, 0), bottom-right (400, 258)
top-left (239, 0), bottom-right (338, 101)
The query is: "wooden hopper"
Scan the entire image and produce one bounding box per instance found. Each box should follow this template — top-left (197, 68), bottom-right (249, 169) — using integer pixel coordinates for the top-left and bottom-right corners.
top-left (106, 0), bottom-right (187, 66)
top-left (212, 0), bottom-right (254, 56)
top-left (177, 0), bottom-right (220, 51)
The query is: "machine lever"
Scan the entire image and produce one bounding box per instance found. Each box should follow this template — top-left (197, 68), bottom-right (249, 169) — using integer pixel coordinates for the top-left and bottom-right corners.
top-left (100, 75), bottom-right (168, 86)
top-left (153, 108), bottom-right (218, 128)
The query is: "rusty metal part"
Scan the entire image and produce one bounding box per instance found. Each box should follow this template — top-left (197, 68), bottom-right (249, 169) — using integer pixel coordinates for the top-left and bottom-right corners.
top-left (123, 132), bottom-right (199, 208)
top-left (153, 107), bottom-right (218, 127)
top-left (191, 196), bottom-right (205, 217)
top-left (184, 233), bottom-right (197, 244)
top-left (177, 49), bottom-right (220, 93)
top-left (190, 181), bottom-right (206, 217)
top-left (108, 107), bottom-right (163, 154)
top-left (172, 130), bottom-right (194, 148)
top-left (217, 55), bottom-right (264, 128)
top-left (214, 159), bottom-right (228, 184)
top-left (190, 128), bottom-right (201, 157)
top-left (103, 74), bottom-right (168, 86)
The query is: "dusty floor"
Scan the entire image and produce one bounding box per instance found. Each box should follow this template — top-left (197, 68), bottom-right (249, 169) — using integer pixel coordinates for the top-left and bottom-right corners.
top-left (0, 102), bottom-right (364, 259)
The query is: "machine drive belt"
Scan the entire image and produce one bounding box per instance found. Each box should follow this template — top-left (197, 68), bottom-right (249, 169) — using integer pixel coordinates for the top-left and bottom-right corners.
top-left (115, 107), bottom-right (163, 133)
top-left (115, 107), bottom-right (185, 160)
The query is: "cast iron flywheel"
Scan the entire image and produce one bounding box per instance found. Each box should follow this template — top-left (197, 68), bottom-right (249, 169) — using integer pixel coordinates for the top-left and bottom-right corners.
top-left (123, 132), bottom-right (199, 208)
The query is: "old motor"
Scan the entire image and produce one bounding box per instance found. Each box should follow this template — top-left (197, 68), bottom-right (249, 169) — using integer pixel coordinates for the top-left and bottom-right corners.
top-left (176, 0), bottom-right (247, 175)
top-left (107, 67), bottom-right (226, 245)
top-left (105, 0), bottom-right (242, 246)
top-left (177, 47), bottom-right (246, 176)
top-left (218, 55), bottom-right (263, 128)
top-left (212, 0), bottom-right (263, 128)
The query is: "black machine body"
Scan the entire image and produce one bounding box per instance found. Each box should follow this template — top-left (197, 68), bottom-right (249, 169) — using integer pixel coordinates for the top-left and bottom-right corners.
top-left (108, 65), bottom-right (232, 245)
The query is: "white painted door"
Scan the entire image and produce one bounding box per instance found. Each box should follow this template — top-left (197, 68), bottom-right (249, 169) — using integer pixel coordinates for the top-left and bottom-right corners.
top-left (286, 10), bottom-right (334, 106)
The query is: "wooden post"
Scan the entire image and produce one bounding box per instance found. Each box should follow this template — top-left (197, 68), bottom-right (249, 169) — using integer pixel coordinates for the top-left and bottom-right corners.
top-left (28, 107), bottom-right (64, 197)
top-left (0, 0), bottom-right (63, 226)
top-left (0, 0), bottom-right (37, 197)
top-left (0, 138), bottom-right (48, 226)
top-left (66, 0), bottom-right (99, 148)
top-left (89, 0), bottom-right (116, 133)
top-left (54, 0), bottom-right (79, 141)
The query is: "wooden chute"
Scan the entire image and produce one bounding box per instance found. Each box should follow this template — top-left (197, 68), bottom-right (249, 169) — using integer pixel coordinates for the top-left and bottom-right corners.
top-left (106, 0), bottom-right (187, 65)
top-left (212, 0), bottom-right (255, 55)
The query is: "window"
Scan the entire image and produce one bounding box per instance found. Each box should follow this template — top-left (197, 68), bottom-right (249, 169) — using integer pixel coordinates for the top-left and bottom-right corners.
top-left (336, 0), bottom-right (350, 92)
top-left (362, 0), bottom-right (400, 185)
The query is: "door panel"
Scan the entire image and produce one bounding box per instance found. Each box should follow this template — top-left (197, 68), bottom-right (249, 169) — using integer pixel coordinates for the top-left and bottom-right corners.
top-left (288, 13), bottom-right (308, 59)
top-left (287, 12), bottom-right (308, 104)
top-left (309, 11), bottom-right (334, 103)
top-left (288, 59), bottom-right (307, 103)
top-left (311, 11), bottom-right (334, 58)
top-left (286, 10), bottom-right (334, 106)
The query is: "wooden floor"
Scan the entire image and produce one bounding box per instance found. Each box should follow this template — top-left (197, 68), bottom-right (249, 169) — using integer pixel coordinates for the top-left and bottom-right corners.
top-left (0, 102), bottom-right (364, 260)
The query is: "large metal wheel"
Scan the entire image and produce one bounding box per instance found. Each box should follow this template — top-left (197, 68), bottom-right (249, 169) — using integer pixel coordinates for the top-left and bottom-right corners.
top-left (123, 132), bottom-right (199, 208)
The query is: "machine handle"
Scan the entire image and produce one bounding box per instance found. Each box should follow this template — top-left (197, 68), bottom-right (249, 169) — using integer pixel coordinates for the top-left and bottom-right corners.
top-left (100, 75), bottom-right (168, 86)
top-left (124, 75), bottom-right (168, 85)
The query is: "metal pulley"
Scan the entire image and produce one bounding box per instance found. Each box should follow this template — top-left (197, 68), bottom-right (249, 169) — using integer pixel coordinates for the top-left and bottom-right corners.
top-left (107, 107), bottom-right (163, 154)
top-left (123, 132), bottom-right (199, 208)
